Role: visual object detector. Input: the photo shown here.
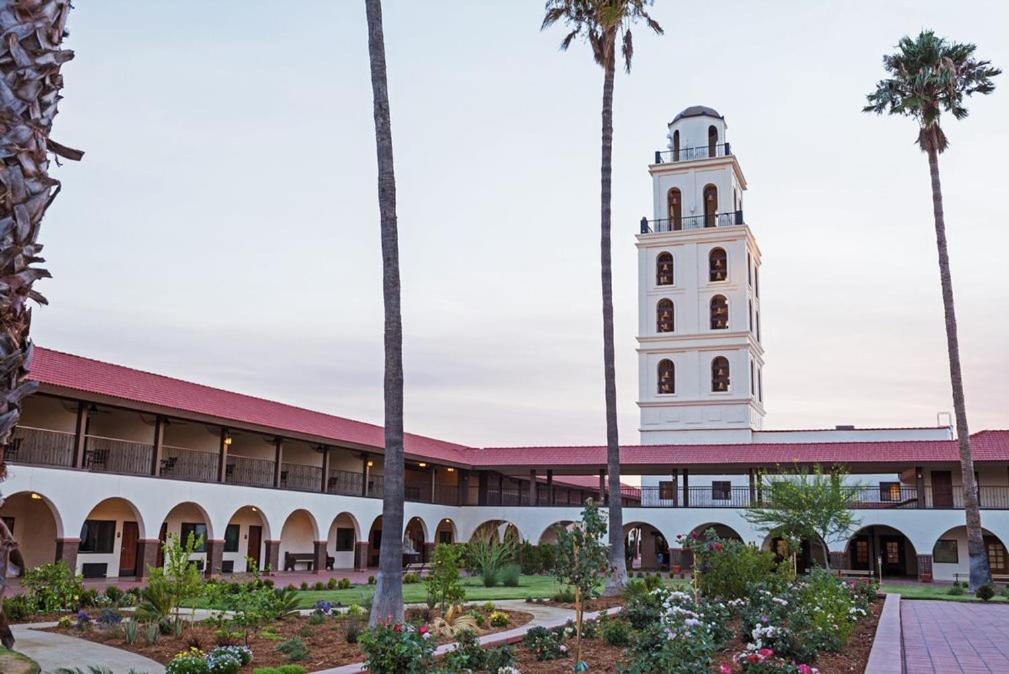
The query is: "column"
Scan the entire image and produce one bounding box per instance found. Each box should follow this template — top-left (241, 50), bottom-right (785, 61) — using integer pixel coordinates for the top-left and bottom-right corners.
top-left (151, 416), bottom-right (166, 477)
top-left (422, 542), bottom-right (436, 563)
top-left (498, 475), bottom-right (504, 505)
top-left (829, 550), bottom-right (846, 571)
top-left (354, 541), bottom-right (370, 570)
top-left (217, 428), bottom-right (229, 483)
top-left (598, 468), bottom-right (606, 503)
top-left (547, 470), bottom-right (555, 505)
top-left (72, 402), bottom-right (88, 468)
top-left (273, 439), bottom-right (284, 488)
top-left (55, 537), bottom-right (79, 572)
top-left (430, 468), bottom-right (437, 503)
top-left (135, 539), bottom-right (161, 579)
top-left (205, 539), bottom-right (224, 577)
top-left (320, 447), bottom-right (331, 493)
top-left (671, 469), bottom-right (679, 507)
top-left (529, 469), bottom-right (538, 505)
top-left (915, 466), bottom-right (925, 508)
top-left (478, 472), bottom-right (488, 506)
top-left (682, 469), bottom-right (690, 507)
top-left (313, 540), bottom-right (328, 573)
top-left (266, 540), bottom-right (281, 573)
top-left (748, 468), bottom-right (756, 504)
top-left (916, 554), bottom-right (934, 583)
top-left (361, 454), bottom-right (371, 497)
top-left (458, 470), bottom-right (470, 506)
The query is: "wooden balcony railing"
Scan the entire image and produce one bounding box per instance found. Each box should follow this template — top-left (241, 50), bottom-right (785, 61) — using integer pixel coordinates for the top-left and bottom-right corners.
top-left (8, 427), bottom-right (74, 468)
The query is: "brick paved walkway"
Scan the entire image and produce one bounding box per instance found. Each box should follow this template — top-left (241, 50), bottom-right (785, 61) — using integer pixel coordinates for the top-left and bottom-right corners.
top-left (902, 600), bottom-right (1009, 673)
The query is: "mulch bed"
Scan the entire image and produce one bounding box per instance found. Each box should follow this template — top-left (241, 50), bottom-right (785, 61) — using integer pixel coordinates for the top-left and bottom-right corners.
top-left (547, 595), bottom-right (624, 612)
top-left (48, 606), bottom-right (532, 671)
top-left (513, 637), bottom-right (627, 673)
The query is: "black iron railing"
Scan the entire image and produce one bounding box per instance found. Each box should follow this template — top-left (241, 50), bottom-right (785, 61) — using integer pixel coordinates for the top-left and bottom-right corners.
top-left (228, 455), bottom-right (275, 488)
top-left (84, 435), bottom-right (153, 476)
top-left (641, 210), bottom-right (744, 234)
top-left (328, 469), bottom-right (367, 497)
top-left (161, 445), bottom-right (218, 483)
top-left (8, 426), bottom-right (74, 468)
top-left (654, 142), bottom-right (731, 164)
top-left (280, 462), bottom-right (322, 492)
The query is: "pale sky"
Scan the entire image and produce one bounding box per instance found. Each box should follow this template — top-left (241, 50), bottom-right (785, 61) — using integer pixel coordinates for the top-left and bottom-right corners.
top-left (34, 0), bottom-right (1008, 448)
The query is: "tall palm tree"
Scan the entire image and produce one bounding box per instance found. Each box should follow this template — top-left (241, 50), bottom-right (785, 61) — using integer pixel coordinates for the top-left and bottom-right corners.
top-left (542, 0), bottom-right (662, 595)
top-left (864, 30), bottom-right (1000, 592)
top-left (0, 0), bottom-right (80, 645)
top-left (364, 0), bottom-right (406, 625)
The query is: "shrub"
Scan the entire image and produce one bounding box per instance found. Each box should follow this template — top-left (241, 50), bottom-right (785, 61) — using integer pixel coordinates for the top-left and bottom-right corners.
top-left (796, 569), bottom-right (859, 644)
top-left (400, 572), bottom-right (417, 584)
top-left (345, 618), bottom-right (363, 644)
top-left (3, 594), bottom-right (33, 622)
top-left (104, 585), bottom-right (125, 606)
top-left (359, 623), bottom-right (435, 674)
top-left (207, 646), bottom-right (252, 673)
top-left (299, 582), bottom-right (309, 591)
top-left (312, 581), bottom-right (325, 591)
top-left (327, 577), bottom-right (338, 590)
top-left (166, 648), bottom-right (210, 674)
top-left (367, 575), bottom-right (376, 585)
top-left (23, 561), bottom-right (85, 612)
top-left (314, 599), bottom-right (333, 615)
top-left (307, 612), bottom-right (325, 626)
top-left (346, 603), bottom-right (367, 620)
top-left (602, 617), bottom-right (632, 646)
top-left (122, 619), bottom-right (139, 645)
top-left (619, 589), bottom-right (717, 674)
top-left (976, 584), bottom-right (996, 602)
top-left (948, 581), bottom-right (966, 596)
top-left (481, 567), bottom-right (499, 588)
top-left (697, 536), bottom-right (778, 600)
top-left (518, 541), bottom-right (542, 575)
top-left (522, 626), bottom-right (567, 661)
top-left (552, 587), bottom-right (576, 603)
top-left (468, 533), bottom-right (518, 587)
top-left (277, 638), bottom-right (309, 662)
top-left (338, 577), bottom-right (352, 590)
top-left (489, 610), bottom-right (510, 627)
top-left (97, 608), bottom-right (122, 627)
top-left (643, 573), bottom-right (662, 591)
top-left (144, 622), bottom-right (160, 645)
top-left (252, 668), bottom-right (307, 674)
top-left (500, 563), bottom-right (522, 587)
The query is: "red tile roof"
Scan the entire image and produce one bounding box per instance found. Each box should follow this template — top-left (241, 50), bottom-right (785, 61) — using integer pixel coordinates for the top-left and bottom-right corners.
top-left (27, 347), bottom-right (1009, 469)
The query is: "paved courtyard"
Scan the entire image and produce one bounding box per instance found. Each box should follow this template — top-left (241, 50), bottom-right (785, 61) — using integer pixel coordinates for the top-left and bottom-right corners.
top-left (902, 600), bottom-right (1009, 673)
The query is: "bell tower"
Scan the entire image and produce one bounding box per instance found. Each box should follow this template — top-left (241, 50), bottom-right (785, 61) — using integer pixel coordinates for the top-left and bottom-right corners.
top-left (636, 106), bottom-right (765, 444)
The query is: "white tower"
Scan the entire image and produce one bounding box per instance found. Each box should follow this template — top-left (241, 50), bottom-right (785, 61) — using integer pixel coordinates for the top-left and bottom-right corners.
top-left (636, 106), bottom-right (765, 444)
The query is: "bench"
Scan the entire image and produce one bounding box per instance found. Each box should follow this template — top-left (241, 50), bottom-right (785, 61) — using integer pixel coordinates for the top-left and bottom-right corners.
top-left (404, 562), bottom-right (427, 576)
top-left (284, 552), bottom-right (335, 572)
top-left (836, 569), bottom-right (874, 579)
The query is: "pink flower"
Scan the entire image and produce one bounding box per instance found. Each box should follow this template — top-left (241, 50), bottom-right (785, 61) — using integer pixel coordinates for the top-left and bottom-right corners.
top-left (719, 665), bottom-right (733, 674)
top-left (393, 624), bottom-right (402, 632)
top-left (758, 648), bottom-right (774, 659)
top-left (419, 625), bottom-right (428, 635)
top-left (798, 665), bottom-right (816, 674)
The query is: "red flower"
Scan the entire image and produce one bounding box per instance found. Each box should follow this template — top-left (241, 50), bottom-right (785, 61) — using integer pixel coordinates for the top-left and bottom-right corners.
top-left (747, 654), bottom-right (760, 663)
top-left (419, 625), bottom-right (429, 635)
top-left (712, 542), bottom-right (724, 552)
top-left (393, 624), bottom-right (402, 632)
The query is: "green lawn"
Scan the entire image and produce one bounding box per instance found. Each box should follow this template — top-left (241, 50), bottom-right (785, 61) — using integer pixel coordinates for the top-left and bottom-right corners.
top-left (881, 583), bottom-right (1009, 603)
top-left (289, 575), bottom-right (568, 608)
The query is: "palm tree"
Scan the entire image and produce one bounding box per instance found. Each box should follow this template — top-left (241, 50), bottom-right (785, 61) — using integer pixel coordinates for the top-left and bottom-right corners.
top-left (0, 0), bottom-right (80, 645)
top-left (364, 0), bottom-right (406, 625)
top-left (542, 0), bottom-right (662, 595)
top-left (864, 30), bottom-right (1000, 592)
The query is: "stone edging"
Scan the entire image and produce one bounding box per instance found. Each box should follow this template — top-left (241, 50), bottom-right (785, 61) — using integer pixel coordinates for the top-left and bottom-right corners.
top-left (865, 593), bottom-right (903, 674)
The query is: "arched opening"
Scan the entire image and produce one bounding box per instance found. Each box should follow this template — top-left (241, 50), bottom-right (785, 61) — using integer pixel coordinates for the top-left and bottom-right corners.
top-left (0, 491), bottom-right (62, 575)
top-left (657, 299), bottom-right (674, 333)
top-left (327, 512), bottom-right (360, 570)
top-left (435, 518), bottom-right (457, 546)
top-left (703, 184), bottom-right (718, 227)
top-left (932, 526), bottom-right (1008, 581)
top-left (538, 521), bottom-right (574, 546)
top-left (708, 125), bottom-right (718, 157)
top-left (656, 252), bottom-right (674, 286)
top-left (224, 505), bottom-right (270, 574)
top-left (667, 188), bottom-right (682, 230)
top-left (657, 358), bottom-right (675, 394)
top-left (709, 247), bottom-right (727, 282)
top-left (710, 295), bottom-right (728, 330)
top-left (625, 522), bottom-right (670, 570)
top-left (158, 501), bottom-right (211, 574)
top-left (689, 522), bottom-right (744, 542)
top-left (672, 129), bottom-right (680, 161)
top-left (763, 533), bottom-right (828, 575)
top-left (74, 497), bottom-right (147, 579)
top-left (278, 509), bottom-right (319, 572)
top-left (847, 525), bottom-right (919, 579)
top-left (366, 516), bottom-right (383, 568)
top-left (711, 356), bottom-right (730, 392)
top-left (404, 516), bottom-right (427, 563)
top-left (471, 520), bottom-right (521, 544)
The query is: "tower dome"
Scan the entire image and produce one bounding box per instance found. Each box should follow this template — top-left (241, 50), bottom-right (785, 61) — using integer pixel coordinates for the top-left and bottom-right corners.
top-left (670, 105), bottom-right (723, 125)
top-left (666, 105), bottom-right (728, 158)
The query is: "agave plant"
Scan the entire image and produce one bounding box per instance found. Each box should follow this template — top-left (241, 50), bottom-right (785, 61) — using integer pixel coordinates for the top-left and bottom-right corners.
top-left (430, 604), bottom-right (480, 638)
top-left (467, 533), bottom-right (518, 588)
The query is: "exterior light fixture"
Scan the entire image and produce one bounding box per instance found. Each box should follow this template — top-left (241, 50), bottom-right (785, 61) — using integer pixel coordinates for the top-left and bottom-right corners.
top-left (418, 462), bottom-right (427, 468)
top-left (251, 507), bottom-right (258, 512)
top-left (367, 460), bottom-right (374, 467)
top-left (31, 492), bottom-right (42, 500)
top-left (224, 436), bottom-right (233, 446)
top-left (446, 467), bottom-right (455, 473)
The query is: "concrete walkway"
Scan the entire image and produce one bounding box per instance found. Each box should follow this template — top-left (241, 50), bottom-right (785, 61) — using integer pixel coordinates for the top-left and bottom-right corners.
top-left (11, 622), bottom-right (165, 674)
top-left (901, 599), bottom-right (1009, 673)
top-left (313, 599), bottom-right (611, 674)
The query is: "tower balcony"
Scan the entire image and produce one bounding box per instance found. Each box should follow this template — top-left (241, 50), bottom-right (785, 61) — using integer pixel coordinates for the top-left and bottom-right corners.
top-left (654, 142), bottom-right (731, 165)
top-left (640, 209), bottom-right (744, 234)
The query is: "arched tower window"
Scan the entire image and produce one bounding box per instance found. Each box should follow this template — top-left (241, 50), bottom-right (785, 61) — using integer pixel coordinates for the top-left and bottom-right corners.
top-left (667, 188), bottom-right (682, 231)
top-left (657, 299), bottom-right (674, 333)
top-left (710, 295), bottom-right (729, 330)
top-left (658, 359), bottom-right (675, 394)
top-left (709, 247), bottom-right (727, 282)
top-left (712, 356), bottom-right (730, 392)
top-left (703, 184), bottom-right (718, 227)
top-left (708, 125), bottom-right (718, 157)
top-left (672, 129), bottom-right (680, 162)
top-left (656, 252), bottom-right (674, 286)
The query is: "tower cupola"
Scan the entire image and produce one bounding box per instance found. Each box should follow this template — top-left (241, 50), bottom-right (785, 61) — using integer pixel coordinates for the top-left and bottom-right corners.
top-left (663, 105), bottom-right (729, 163)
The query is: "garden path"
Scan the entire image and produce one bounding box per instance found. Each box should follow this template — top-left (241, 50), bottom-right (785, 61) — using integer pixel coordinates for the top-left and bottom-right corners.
top-left (901, 599), bottom-right (1009, 673)
top-left (11, 621), bottom-right (166, 674)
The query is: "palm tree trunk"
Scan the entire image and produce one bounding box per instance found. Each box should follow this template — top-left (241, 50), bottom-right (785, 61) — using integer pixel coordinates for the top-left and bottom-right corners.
top-left (364, 0), bottom-right (405, 625)
top-left (599, 38), bottom-right (626, 596)
top-left (925, 144), bottom-right (990, 592)
top-left (0, 0), bottom-right (79, 646)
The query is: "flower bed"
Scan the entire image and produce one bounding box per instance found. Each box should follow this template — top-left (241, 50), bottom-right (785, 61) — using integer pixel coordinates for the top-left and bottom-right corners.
top-left (48, 605), bottom-right (532, 671)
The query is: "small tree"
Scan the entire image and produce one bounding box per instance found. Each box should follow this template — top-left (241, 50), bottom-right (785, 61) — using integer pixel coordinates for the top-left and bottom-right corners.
top-left (425, 543), bottom-right (465, 613)
top-left (554, 499), bottom-right (610, 671)
top-left (745, 465), bottom-right (860, 571)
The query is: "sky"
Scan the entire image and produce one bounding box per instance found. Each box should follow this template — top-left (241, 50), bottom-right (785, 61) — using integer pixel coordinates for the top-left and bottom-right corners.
top-left (33, 0), bottom-right (1009, 448)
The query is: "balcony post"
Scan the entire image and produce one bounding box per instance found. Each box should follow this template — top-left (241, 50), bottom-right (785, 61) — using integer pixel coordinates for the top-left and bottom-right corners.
top-left (748, 468), bottom-right (756, 505)
top-left (72, 401), bottom-right (88, 468)
top-left (217, 428), bottom-right (229, 483)
top-left (458, 470), bottom-right (469, 506)
top-left (319, 446), bottom-right (331, 493)
top-left (151, 416), bottom-right (166, 477)
top-left (430, 467), bottom-right (437, 503)
top-left (915, 466), bottom-right (925, 508)
top-left (546, 470), bottom-right (554, 505)
top-left (682, 469), bottom-right (690, 507)
top-left (361, 454), bottom-right (371, 496)
top-left (598, 468), bottom-right (605, 504)
top-left (529, 469), bottom-right (537, 506)
top-left (498, 474), bottom-right (504, 506)
top-left (477, 472), bottom-right (488, 506)
top-left (273, 439), bottom-right (284, 488)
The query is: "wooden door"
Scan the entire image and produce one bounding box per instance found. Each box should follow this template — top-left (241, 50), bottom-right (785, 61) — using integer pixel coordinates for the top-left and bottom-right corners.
top-left (932, 471), bottom-right (954, 507)
top-left (880, 536), bottom-right (904, 576)
top-left (247, 525), bottom-right (262, 572)
top-left (850, 536), bottom-right (871, 571)
top-left (985, 536), bottom-right (1007, 574)
top-left (119, 521), bottom-right (139, 576)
